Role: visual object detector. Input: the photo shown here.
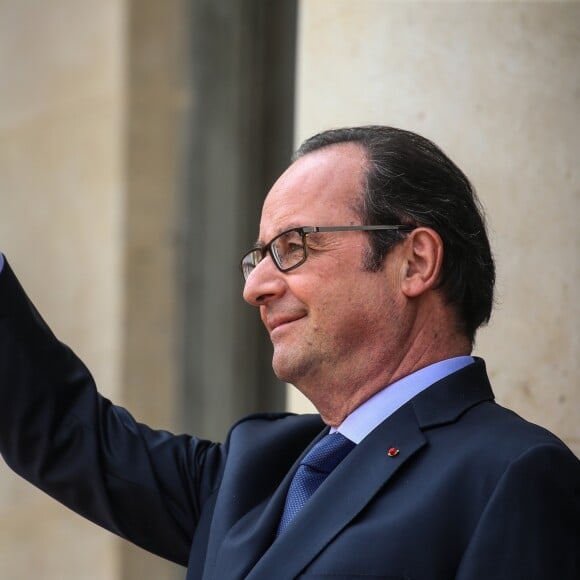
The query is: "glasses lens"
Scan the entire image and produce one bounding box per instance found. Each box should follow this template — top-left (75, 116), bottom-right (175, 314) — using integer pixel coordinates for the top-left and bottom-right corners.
top-left (241, 249), bottom-right (261, 281)
top-left (271, 230), bottom-right (305, 271)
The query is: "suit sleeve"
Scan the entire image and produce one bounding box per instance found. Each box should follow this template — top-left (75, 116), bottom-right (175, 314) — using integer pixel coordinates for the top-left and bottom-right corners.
top-left (0, 259), bottom-right (227, 566)
top-left (456, 441), bottom-right (580, 579)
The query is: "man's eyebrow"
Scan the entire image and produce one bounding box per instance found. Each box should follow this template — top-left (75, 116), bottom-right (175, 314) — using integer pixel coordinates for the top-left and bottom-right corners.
top-left (254, 224), bottom-right (305, 247)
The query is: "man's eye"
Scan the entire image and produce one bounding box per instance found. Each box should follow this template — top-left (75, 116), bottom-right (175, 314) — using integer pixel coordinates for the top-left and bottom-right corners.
top-left (286, 242), bottom-right (303, 254)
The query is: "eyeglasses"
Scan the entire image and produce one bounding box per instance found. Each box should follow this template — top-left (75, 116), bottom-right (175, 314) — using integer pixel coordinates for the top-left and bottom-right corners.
top-left (241, 225), bottom-right (414, 281)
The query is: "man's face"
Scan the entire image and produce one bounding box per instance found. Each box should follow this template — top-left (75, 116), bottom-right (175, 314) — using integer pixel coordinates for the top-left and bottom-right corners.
top-left (243, 143), bottom-right (406, 399)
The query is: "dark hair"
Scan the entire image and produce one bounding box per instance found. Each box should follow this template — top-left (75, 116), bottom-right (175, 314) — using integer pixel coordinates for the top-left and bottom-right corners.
top-left (294, 126), bottom-right (495, 344)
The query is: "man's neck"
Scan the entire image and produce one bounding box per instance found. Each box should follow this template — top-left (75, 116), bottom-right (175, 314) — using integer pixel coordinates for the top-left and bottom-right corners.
top-left (304, 336), bottom-right (472, 427)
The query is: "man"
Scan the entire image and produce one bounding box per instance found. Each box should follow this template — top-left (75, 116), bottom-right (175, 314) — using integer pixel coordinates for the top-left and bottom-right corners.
top-left (1, 126), bottom-right (578, 579)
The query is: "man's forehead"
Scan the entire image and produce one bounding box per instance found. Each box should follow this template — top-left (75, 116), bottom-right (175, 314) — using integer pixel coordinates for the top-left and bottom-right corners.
top-left (257, 143), bottom-right (367, 240)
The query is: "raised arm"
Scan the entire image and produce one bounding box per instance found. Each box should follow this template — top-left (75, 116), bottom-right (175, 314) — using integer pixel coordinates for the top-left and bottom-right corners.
top-left (0, 257), bottom-right (226, 565)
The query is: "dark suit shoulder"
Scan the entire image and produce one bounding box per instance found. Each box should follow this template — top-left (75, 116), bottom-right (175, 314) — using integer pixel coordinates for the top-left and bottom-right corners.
top-left (230, 411), bottom-right (322, 430)
top-left (412, 358), bottom-right (575, 458)
top-left (226, 412), bottom-right (325, 453)
top-left (459, 398), bottom-right (577, 462)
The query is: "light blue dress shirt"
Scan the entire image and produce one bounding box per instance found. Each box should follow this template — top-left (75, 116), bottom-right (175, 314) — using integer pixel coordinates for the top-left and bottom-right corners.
top-left (333, 356), bottom-right (474, 443)
top-left (0, 253), bottom-right (4, 272)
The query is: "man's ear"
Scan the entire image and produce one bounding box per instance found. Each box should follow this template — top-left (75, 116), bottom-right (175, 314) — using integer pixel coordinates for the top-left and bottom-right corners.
top-left (400, 227), bottom-right (443, 298)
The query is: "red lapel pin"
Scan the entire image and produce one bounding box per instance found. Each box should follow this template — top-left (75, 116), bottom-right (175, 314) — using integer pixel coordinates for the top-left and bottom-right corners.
top-left (387, 447), bottom-right (400, 457)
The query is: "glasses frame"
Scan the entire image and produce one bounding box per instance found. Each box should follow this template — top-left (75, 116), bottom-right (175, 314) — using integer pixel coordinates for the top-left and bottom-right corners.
top-left (241, 224), bottom-right (415, 281)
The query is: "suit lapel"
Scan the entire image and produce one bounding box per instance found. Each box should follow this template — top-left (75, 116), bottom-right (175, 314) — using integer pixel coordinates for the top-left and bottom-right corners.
top-left (246, 403), bottom-right (427, 579)
top-left (206, 416), bottom-right (326, 580)
top-left (209, 458), bottom-right (302, 579)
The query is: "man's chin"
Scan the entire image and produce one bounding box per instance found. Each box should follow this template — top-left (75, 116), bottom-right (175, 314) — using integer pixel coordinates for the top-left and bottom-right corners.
top-left (271, 349), bottom-right (308, 385)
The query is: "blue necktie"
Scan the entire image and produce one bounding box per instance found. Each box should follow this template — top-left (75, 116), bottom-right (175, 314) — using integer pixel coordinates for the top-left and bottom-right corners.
top-left (277, 432), bottom-right (356, 536)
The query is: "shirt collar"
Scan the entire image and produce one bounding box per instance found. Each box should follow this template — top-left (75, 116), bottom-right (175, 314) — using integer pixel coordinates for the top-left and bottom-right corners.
top-left (333, 356), bottom-right (474, 443)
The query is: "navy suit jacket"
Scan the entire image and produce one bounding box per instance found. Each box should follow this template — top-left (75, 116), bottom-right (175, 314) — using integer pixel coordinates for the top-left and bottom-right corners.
top-left (1, 258), bottom-right (579, 579)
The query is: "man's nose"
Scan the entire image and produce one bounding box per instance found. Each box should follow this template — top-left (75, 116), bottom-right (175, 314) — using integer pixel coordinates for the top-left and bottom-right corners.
top-left (242, 256), bottom-right (286, 306)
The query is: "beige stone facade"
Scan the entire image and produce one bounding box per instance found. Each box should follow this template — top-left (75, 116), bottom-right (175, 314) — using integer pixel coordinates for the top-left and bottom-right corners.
top-left (0, 1), bottom-right (125, 578)
top-left (0, 1), bottom-right (578, 579)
